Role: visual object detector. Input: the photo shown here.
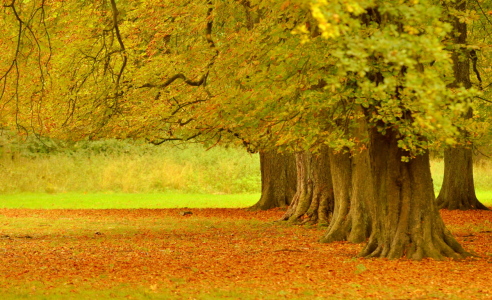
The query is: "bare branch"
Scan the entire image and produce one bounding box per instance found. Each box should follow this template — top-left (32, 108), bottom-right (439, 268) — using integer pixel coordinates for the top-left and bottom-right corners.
top-left (109, 0), bottom-right (127, 90)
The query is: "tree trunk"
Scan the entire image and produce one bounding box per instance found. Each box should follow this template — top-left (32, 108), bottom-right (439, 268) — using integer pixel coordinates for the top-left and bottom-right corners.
top-left (360, 128), bottom-right (469, 260)
top-left (320, 149), bottom-right (372, 243)
top-left (436, 146), bottom-right (489, 210)
top-left (249, 151), bottom-right (297, 211)
top-left (280, 148), bottom-right (334, 224)
top-left (320, 113), bottom-right (372, 243)
top-left (436, 0), bottom-right (488, 210)
top-left (306, 147), bottom-right (333, 225)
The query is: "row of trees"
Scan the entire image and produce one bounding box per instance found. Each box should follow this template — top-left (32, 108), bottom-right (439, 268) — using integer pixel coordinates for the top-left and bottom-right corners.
top-left (1, 0), bottom-right (491, 259)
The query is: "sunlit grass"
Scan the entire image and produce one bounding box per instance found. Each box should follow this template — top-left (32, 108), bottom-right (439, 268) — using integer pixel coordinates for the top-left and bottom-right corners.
top-left (0, 143), bottom-right (260, 195)
top-left (0, 140), bottom-right (490, 209)
top-left (477, 191), bottom-right (492, 206)
top-left (0, 192), bottom-right (260, 209)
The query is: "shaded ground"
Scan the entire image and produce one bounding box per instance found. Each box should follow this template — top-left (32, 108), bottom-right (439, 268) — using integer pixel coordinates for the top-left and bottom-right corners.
top-left (0, 208), bottom-right (491, 299)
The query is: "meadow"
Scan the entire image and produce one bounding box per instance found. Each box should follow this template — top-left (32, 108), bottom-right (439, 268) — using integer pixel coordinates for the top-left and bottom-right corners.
top-left (0, 140), bottom-right (492, 299)
top-left (0, 139), bottom-right (261, 195)
top-left (0, 138), bottom-right (491, 207)
top-left (430, 159), bottom-right (492, 207)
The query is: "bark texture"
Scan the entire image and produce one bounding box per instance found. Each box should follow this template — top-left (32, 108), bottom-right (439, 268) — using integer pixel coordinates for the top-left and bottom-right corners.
top-left (306, 148), bottom-right (334, 225)
top-left (436, 146), bottom-right (489, 210)
top-left (280, 148), bottom-right (334, 224)
top-left (320, 149), bottom-right (372, 243)
top-left (321, 114), bottom-right (372, 243)
top-left (360, 128), bottom-right (469, 260)
top-left (249, 151), bottom-right (297, 211)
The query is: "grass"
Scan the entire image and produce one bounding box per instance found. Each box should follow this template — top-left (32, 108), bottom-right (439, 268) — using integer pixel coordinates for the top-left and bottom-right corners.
top-left (477, 191), bottom-right (492, 206)
top-left (0, 139), bottom-right (491, 208)
top-left (3, 283), bottom-right (476, 300)
top-left (0, 282), bottom-right (408, 300)
top-left (0, 192), bottom-right (260, 209)
top-left (0, 284), bottom-right (297, 300)
top-left (0, 141), bottom-right (261, 195)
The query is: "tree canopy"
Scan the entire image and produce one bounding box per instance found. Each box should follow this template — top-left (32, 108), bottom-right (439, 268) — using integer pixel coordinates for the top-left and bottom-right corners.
top-left (1, 0), bottom-right (491, 259)
top-left (1, 0), bottom-right (490, 152)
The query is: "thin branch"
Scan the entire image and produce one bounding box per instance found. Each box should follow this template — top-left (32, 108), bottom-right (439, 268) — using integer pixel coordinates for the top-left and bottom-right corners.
top-left (472, 0), bottom-right (492, 27)
top-left (140, 0), bottom-right (218, 90)
top-left (140, 73), bottom-right (208, 89)
top-left (170, 99), bottom-right (207, 116)
top-left (150, 132), bottom-right (203, 145)
top-left (109, 0), bottom-right (127, 90)
top-left (475, 96), bottom-right (492, 103)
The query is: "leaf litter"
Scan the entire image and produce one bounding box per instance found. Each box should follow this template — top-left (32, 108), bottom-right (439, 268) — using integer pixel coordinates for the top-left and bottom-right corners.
top-left (0, 207), bottom-right (491, 299)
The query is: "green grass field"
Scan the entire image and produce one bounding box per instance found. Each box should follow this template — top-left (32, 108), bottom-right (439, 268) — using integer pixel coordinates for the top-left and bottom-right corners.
top-left (431, 159), bottom-right (492, 207)
top-left (476, 191), bottom-right (492, 206)
top-left (0, 140), bottom-right (491, 209)
top-left (0, 191), bottom-right (490, 209)
top-left (0, 142), bottom-right (261, 195)
top-left (0, 192), bottom-right (261, 209)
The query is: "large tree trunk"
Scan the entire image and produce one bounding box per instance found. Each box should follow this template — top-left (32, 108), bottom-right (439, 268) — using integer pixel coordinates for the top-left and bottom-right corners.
top-left (436, 0), bottom-right (488, 210)
top-left (360, 128), bottom-right (469, 260)
top-left (437, 146), bottom-right (489, 210)
top-left (249, 151), bottom-right (297, 211)
top-left (280, 148), bottom-right (334, 224)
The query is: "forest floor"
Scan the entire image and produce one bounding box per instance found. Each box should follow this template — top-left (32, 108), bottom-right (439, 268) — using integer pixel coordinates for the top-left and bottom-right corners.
top-left (0, 207), bottom-right (491, 299)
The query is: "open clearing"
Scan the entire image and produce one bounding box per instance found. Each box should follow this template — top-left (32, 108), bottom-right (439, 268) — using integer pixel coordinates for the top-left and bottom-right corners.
top-left (0, 208), bottom-right (491, 299)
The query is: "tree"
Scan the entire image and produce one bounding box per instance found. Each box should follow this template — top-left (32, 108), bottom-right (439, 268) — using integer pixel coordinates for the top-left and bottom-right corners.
top-left (249, 150), bottom-right (297, 211)
top-left (311, 0), bottom-right (471, 259)
top-left (206, 0), bottom-right (473, 259)
top-left (320, 116), bottom-right (372, 243)
top-left (1, 0), bottom-right (486, 259)
top-left (279, 147), bottom-right (334, 225)
top-left (360, 127), bottom-right (468, 259)
top-left (436, 0), bottom-right (489, 210)
top-left (0, 0), bottom-right (51, 134)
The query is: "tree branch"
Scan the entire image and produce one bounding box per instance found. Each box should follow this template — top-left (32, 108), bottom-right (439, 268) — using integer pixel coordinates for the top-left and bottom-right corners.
top-left (109, 0), bottom-right (127, 90)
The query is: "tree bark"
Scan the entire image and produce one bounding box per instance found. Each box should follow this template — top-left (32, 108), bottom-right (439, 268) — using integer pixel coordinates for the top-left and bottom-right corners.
top-left (320, 149), bottom-right (372, 243)
top-left (280, 148), bottom-right (334, 224)
top-left (249, 151), bottom-right (297, 211)
top-left (436, 0), bottom-right (488, 210)
top-left (306, 147), bottom-right (334, 225)
top-left (359, 128), bottom-right (469, 260)
top-left (320, 113), bottom-right (372, 243)
top-left (436, 146), bottom-right (489, 210)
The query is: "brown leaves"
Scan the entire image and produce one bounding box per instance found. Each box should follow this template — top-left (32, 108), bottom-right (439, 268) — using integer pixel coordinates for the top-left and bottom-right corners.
top-left (0, 208), bottom-right (491, 299)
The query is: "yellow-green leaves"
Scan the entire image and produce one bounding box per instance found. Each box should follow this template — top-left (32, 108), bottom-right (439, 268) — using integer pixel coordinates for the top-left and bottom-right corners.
top-left (308, 0), bottom-right (366, 39)
top-left (449, 8), bottom-right (480, 24)
top-left (1, 0), bottom-right (489, 157)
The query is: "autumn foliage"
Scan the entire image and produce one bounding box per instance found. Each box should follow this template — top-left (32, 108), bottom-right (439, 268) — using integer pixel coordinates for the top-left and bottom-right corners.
top-left (0, 208), bottom-right (491, 299)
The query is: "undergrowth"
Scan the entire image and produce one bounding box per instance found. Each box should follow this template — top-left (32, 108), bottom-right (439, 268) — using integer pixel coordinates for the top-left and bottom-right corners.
top-left (0, 138), bottom-right (260, 194)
